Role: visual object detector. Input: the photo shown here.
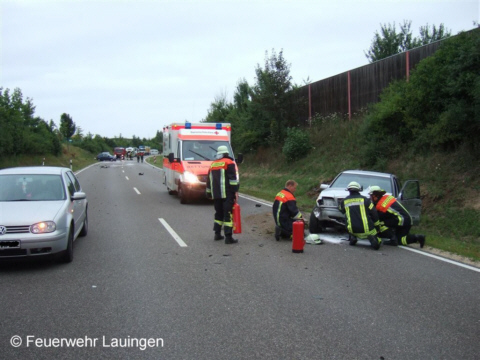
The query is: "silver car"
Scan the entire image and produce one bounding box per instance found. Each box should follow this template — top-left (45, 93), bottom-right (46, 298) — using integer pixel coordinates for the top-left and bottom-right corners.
top-left (309, 170), bottom-right (421, 233)
top-left (0, 166), bottom-right (88, 263)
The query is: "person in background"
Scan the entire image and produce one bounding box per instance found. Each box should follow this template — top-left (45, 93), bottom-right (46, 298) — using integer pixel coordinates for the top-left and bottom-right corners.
top-left (206, 146), bottom-right (239, 244)
top-left (272, 180), bottom-right (303, 240)
top-left (339, 181), bottom-right (382, 250)
top-left (368, 186), bottom-right (426, 248)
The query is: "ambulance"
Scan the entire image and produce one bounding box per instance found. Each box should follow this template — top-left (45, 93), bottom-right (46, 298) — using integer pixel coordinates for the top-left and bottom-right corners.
top-left (163, 122), bottom-right (243, 204)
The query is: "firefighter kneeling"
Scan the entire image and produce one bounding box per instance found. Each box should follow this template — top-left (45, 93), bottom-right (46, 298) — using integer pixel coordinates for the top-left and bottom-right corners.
top-left (339, 181), bottom-right (382, 250)
top-left (368, 186), bottom-right (426, 248)
top-left (273, 180), bottom-right (303, 241)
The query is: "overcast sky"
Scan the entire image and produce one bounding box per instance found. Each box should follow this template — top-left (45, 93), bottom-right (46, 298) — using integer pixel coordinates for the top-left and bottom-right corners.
top-left (1, 0), bottom-right (478, 140)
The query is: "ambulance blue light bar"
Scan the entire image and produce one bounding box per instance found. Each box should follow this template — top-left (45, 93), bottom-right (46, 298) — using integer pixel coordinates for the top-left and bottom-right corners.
top-left (185, 122), bottom-right (191, 129)
top-left (216, 123), bottom-right (222, 129)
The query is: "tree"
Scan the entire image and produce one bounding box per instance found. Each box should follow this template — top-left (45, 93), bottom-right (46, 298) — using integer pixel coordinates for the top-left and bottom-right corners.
top-left (251, 49), bottom-right (296, 145)
top-left (204, 92), bottom-right (234, 124)
top-left (365, 20), bottom-right (451, 63)
top-left (418, 23), bottom-right (451, 45)
top-left (59, 113), bottom-right (76, 141)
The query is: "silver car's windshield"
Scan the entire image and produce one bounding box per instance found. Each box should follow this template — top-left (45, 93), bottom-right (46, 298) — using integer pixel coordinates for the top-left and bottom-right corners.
top-left (0, 174), bottom-right (65, 201)
top-left (331, 173), bottom-right (392, 193)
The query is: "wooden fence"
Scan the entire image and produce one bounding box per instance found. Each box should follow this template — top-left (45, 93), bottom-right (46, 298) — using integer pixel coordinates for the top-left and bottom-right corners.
top-left (295, 40), bottom-right (444, 124)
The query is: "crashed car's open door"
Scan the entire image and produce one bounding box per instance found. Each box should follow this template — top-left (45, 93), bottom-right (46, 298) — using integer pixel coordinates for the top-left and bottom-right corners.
top-left (398, 180), bottom-right (422, 225)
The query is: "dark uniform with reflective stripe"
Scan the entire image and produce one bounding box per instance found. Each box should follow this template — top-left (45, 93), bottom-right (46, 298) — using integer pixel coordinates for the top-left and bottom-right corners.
top-left (272, 188), bottom-right (302, 235)
top-left (339, 192), bottom-right (380, 239)
top-left (206, 155), bottom-right (239, 239)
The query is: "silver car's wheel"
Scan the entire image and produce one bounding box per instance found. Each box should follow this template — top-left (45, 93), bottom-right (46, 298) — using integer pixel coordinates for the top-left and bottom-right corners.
top-left (59, 228), bottom-right (74, 263)
top-left (79, 211), bottom-right (88, 237)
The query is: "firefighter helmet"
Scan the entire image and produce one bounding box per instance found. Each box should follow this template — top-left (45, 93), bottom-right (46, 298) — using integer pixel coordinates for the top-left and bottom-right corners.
top-left (368, 185), bottom-right (386, 195)
top-left (217, 145), bottom-right (229, 156)
top-left (346, 181), bottom-right (362, 191)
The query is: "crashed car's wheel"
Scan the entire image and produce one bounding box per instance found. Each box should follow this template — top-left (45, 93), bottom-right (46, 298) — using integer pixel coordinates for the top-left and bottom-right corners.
top-left (309, 211), bottom-right (324, 233)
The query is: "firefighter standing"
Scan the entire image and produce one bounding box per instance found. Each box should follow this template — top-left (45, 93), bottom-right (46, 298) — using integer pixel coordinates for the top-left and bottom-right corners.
top-left (339, 181), bottom-right (382, 250)
top-left (206, 145), bottom-right (239, 244)
top-left (272, 180), bottom-right (303, 240)
top-left (368, 186), bottom-right (426, 248)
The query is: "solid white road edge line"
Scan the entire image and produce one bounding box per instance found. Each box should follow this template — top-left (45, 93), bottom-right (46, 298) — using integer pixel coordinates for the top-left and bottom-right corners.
top-left (159, 218), bottom-right (188, 247)
top-left (399, 246), bottom-right (480, 272)
top-left (134, 187), bottom-right (141, 195)
top-left (239, 193), bottom-right (479, 272)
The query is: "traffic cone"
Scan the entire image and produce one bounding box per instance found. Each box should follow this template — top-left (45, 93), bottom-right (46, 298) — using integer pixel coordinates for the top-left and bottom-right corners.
top-left (292, 220), bottom-right (305, 253)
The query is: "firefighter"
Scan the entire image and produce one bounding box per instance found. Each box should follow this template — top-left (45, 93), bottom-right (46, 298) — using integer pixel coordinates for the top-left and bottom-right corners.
top-left (339, 181), bottom-right (382, 250)
top-left (272, 180), bottom-right (303, 240)
top-left (368, 186), bottom-right (426, 248)
top-left (206, 145), bottom-right (239, 244)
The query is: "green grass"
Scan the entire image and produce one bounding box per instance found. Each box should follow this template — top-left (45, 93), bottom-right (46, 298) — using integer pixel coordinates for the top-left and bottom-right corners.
top-left (0, 145), bottom-right (98, 171)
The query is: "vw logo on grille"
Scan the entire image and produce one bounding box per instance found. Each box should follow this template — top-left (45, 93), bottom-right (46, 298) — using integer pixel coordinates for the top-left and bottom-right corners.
top-left (0, 226), bottom-right (6, 235)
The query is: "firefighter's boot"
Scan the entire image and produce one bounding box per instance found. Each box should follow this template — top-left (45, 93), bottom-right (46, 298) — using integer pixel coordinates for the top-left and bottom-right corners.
top-left (387, 234), bottom-right (398, 246)
top-left (416, 234), bottom-right (426, 248)
top-left (368, 235), bottom-right (381, 250)
top-left (213, 223), bottom-right (223, 241)
top-left (274, 225), bottom-right (281, 241)
top-left (348, 234), bottom-right (357, 246)
top-left (225, 236), bottom-right (238, 244)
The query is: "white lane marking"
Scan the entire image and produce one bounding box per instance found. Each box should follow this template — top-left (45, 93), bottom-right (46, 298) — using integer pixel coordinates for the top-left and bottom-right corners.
top-left (134, 187), bottom-right (141, 195)
top-left (239, 193), bottom-right (480, 272)
top-left (126, 176), bottom-right (129, 180)
top-left (159, 218), bottom-right (187, 247)
top-left (239, 193), bottom-right (272, 207)
top-left (400, 246), bottom-right (480, 272)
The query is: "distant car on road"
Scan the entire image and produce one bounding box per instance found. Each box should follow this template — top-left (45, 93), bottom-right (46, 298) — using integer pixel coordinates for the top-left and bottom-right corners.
top-left (309, 169), bottom-right (421, 233)
top-left (96, 152), bottom-right (115, 161)
top-left (0, 166), bottom-right (88, 263)
top-left (150, 149), bottom-right (159, 155)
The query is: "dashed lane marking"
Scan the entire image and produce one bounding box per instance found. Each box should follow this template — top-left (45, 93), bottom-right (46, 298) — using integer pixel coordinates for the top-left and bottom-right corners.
top-left (159, 218), bottom-right (188, 247)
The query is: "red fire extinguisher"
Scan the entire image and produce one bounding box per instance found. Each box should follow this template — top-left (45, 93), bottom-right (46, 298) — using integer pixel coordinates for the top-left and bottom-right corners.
top-left (232, 203), bottom-right (242, 234)
top-left (292, 220), bottom-right (305, 253)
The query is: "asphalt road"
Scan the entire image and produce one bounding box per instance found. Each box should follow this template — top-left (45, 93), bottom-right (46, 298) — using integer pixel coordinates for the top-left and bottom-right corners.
top-left (0, 160), bottom-right (479, 360)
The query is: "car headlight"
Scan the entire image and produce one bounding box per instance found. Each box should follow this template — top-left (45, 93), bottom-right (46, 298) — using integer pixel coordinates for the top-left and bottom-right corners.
top-left (31, 221), bottom-right (56, 234)
top-left (322, 198), bottom-right (337, 207)
top-left (183, 171), bottom-right (199, 184)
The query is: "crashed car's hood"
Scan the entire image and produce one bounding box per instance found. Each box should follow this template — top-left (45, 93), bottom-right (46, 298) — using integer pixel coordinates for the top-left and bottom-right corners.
top-left (317, 188), bottom-right (370, 201)
top-left (0, 201), bottom-right (64, 226)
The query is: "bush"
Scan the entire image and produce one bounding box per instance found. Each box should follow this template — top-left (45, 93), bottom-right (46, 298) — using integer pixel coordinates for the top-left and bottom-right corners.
top-left (282, 127), bottom-right (312, 161)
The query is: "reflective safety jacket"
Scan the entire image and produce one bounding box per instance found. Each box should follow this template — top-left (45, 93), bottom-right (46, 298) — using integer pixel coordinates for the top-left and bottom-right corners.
top-left (339, 192), bottom-right (380, 237)
top-left (206, 156), bottom-right (239, 199)
top-left (374, 194), bottom-right (412, 228)
top-left (272, 188), bottom-right (302, 231)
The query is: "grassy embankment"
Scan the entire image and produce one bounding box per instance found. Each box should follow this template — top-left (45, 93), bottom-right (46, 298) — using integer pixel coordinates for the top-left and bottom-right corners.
top-left (3, 130), bottom-right (479, 263)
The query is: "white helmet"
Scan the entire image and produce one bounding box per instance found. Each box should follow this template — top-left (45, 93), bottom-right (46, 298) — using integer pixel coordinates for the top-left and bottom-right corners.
top-left (216, 145), bottom-right (229, 156)
top-left (305, 234), bottom-right (323, 245)
top-left (368, 185), bottom-right (386, 195)
top-left (346, 181), bottom-right (362, 191)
